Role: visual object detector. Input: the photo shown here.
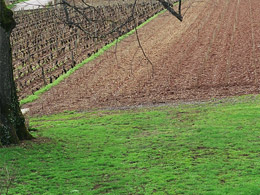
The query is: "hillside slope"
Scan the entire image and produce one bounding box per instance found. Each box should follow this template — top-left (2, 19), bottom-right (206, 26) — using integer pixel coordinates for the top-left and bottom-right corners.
top-left (24, 0), bottom-right (260, 115)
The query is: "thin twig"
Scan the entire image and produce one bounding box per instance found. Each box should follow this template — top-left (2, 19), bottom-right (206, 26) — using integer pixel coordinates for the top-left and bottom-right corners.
top-left (134, 23), bottom-right (155, 78)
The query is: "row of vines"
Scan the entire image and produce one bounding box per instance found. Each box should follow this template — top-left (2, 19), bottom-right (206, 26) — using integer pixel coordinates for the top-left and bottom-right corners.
top-left (11, 1), bottom-right (166, 99)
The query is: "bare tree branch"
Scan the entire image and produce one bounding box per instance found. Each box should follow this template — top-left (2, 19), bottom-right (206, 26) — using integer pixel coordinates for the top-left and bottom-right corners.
top-left (158, 0), bottom-right (183, 21)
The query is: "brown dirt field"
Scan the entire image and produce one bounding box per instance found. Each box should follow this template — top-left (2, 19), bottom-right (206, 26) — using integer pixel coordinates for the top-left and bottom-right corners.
top-left (73, 0), bottom-right (158, 6)
top-left (23, 0), bottom-right (260, 115)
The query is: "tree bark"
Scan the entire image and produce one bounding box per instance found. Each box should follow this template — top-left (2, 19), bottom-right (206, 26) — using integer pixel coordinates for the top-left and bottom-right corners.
top-left (0, 0), bottom-right (33, 146)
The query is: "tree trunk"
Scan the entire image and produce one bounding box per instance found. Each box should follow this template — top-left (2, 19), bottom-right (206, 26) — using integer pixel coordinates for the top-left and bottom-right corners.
top-left (0, 0), bottom-right (33, 146)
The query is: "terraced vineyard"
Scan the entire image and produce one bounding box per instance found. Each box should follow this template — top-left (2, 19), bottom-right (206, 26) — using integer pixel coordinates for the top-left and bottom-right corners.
top-left (21, 0), bottom-right (260, 116)
top-left (11, 0), bottom-right (164, 99)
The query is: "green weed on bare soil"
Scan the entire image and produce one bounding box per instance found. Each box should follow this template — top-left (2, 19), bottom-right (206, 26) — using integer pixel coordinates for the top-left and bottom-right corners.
top-left (1, 95), bottom-right (260, 194)
top-left (7, 0), bottom-right (28, 9)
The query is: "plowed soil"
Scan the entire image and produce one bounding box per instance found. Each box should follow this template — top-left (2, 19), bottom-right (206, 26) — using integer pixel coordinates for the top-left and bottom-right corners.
top-left (24, 0), bottom-right (260, 115)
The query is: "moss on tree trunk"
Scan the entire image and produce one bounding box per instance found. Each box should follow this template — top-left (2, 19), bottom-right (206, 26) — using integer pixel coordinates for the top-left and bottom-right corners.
top-left (0, 0), bottom-right (16, 32)
top-left (0, 0), bottom-right (33, 146)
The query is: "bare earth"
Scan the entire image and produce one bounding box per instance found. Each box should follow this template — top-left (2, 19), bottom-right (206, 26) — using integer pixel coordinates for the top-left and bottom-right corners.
top-left (24, 0), bottom-right (260, 116)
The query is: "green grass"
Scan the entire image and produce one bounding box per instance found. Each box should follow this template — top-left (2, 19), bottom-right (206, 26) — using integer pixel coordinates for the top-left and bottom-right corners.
top-left (7, 0), bottom-right (29, 9)
top-left (19, 9), bottom-right (166, 106)
top-left (1, 95), bottom-right (260, 194)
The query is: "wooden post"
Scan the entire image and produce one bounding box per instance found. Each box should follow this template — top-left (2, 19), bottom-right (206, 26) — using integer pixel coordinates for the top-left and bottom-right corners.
top-left (41, 66), bottom-right (47, 85)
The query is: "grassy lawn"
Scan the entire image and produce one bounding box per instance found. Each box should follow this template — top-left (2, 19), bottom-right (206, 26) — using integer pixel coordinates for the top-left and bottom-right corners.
top-left (1, 95), bottom-right (260, 194)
